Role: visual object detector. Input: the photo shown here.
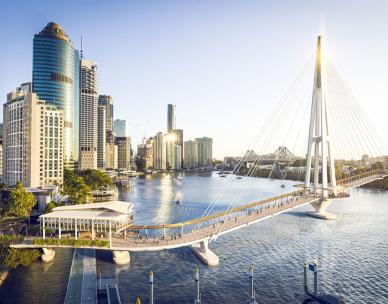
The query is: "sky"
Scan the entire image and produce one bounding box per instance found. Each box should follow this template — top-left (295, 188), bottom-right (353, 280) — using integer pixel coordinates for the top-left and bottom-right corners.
top-left (1, 0), bottom-right (388, 159)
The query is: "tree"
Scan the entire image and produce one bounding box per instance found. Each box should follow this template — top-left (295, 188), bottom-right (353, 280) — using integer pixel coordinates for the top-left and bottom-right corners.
top-left (3, 248), bottom-right (41, 269)
top-left (135, 158), bottom-right (146, 172)
top-left (371, 162), bottom-right (384, 170)
top-left (63, 169), bottom-right (92, 204)
top-left (335, 162), bottom-right (345, 180)
top-left (45, 201), bottom-right (56, 213)
top-left (8, 182), bottom-right (35, 217)
top-left (77, 169), bottom-right (113, 190)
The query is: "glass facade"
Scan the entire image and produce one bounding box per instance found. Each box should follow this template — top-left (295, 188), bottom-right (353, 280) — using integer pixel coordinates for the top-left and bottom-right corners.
top-left (32, 22), bottom-right (79, 166)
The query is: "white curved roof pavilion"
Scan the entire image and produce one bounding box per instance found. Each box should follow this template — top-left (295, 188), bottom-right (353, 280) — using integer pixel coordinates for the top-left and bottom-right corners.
top-left (39, 201), bottom-right (134, 245)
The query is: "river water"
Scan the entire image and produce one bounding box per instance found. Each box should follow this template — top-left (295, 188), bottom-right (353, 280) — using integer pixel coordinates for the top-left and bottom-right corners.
top-left (0, 172), bottom-right (387, 303)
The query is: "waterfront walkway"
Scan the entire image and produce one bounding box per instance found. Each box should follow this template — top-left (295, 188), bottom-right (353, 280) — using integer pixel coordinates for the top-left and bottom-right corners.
top-left (64, 249), bottom-right (97, 304)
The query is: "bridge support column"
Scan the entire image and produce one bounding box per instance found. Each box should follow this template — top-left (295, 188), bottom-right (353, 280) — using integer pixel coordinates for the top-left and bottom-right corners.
top-left (41, 248), bottom-right (55, 263)
top-left (112, 251), bottom-right (130, 265)
top-left (306, 199), bottom-right (336, 220)
top-left (191, 240), bottom-right (219, 267)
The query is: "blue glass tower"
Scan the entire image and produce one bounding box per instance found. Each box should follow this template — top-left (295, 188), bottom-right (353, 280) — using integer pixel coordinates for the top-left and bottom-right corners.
top-left (33, 22), bottom-right (80, 167)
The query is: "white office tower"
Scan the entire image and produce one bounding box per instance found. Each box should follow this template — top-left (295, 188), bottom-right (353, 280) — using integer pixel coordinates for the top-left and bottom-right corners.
top-left (153, 132), bottom-right (167, 171)
top-left (196, 137), bottom-right (213, 168)
top-left (97, 104), bottom-right (106, 169)
top-left (3, 84), bottom-right (64, 187)
top-left (79, 59), bottom-right (98, 170)
top-left (184, 140), bottom-right (199, 169)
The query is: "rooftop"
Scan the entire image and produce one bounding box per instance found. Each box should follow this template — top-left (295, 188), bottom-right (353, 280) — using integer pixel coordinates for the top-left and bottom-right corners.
top-left (40, 201), bottom-right (133, 221)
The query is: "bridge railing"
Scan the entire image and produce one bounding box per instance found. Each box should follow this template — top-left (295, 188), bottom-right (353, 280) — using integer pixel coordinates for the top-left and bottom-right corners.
top-left (127, 189), bottom-right (307, 231)
top-left (336, 169), bottom-right (385, 186)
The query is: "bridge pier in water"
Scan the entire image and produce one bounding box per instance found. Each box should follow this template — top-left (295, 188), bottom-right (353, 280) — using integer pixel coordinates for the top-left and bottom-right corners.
top-left (112, 251), bottom-right (130, 265)
top-left (306, 199), bottom-right (336, 220)
top-left (191, 240), bottom-right (219, 266)
top-left (41, 248), bottom-right (55, 263)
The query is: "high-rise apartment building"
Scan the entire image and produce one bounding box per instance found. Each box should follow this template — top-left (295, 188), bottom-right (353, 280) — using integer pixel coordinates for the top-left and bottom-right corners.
top-left (33, 22), bottom-right (79, 169)
top-left (166, 135), bottom-right (182, 170)
top-left (98, 95), bottom-right (113, 131)
top-left (153, 132), bottom-right (167, 171)
top-left (184, 140), bottom-right (198, 169)
top-left (115, 137), bottom-right (131, 170)
top-left (3, 84), bottom-right (64, 187)
top-left (173, 144), bottom-right (182, 170)
top-left (167, 104), bottom-right (176, 133)
top-left (113, 119), bottom-right (131, 170)
top-left (79, 59), bottom-right (98, 170)
top-left (173, 129), bottom-right (184, 166)
top-left (97, 105), bottom-right (106, 169)
top-left (196, 137), bottom-right (213, 168)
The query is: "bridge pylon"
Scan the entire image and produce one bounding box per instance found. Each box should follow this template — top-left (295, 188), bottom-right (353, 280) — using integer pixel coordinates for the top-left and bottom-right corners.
top-left (304, 36), bottom-right (337, 220)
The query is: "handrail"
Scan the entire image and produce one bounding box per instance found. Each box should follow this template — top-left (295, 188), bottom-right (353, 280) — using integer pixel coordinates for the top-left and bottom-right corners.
top-left (130, 170), bottom-right (385, 230)
top-left (337, 169), bottom-right (384, 185)
top-left (128, 189), bottom-right (306, 230)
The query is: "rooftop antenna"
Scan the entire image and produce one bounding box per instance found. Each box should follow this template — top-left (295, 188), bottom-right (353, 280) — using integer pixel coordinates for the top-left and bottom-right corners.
top-left (80, 36), bottom-right (84, 59)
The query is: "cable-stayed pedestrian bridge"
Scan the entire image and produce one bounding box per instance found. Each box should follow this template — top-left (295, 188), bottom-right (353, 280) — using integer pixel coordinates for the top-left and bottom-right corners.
top-left (10, 35), bottom-right (388, 266)
top-left (11, 169), bottom-right (386, 265)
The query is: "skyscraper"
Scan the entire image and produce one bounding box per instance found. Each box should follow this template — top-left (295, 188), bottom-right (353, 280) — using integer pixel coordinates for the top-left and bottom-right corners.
top-left (113, 119), bottom-right (130, 137)
top-left (167, 104), bottom-right (176, 133)
top-left (153, 132), bottom-right (167, 171)
top-left (98, 95), bottom-right (113, 131)
top-left (184, 140), bottom-right (198, 169)
top-left (115, 137), bottom-right (132, 170)
top-left (3, 84), bottom-right (64, 187)
top-left (97, 104), bottom-right (106, 169)
top-left (33, 22), bottom-right (80, 168)
top-left (173, 129), bottom-right (184, 166)
top-left (79, 59), bottom-right (98, 170)
top-left (196, 137), bottom-right (213, 168)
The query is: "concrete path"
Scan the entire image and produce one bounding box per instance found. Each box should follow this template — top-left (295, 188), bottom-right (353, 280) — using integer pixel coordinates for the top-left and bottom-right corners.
top-left (64, 249), bottom-right (96, 304)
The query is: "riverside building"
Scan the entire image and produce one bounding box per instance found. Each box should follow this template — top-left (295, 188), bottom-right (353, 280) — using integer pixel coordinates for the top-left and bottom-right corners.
top-left (196, 137), bottom-right (213, 168)
top-left (153, 132), bottom-right (167, 171)
top-left (79, 59), bottom-right (98, 170)
top-left (113, 120), bottom-right (131, 170)
top-left (99, 95), bottom-right (113, 132)
top-left (184, 140), bottom-right (198, 169)
top-left (32, 22), bottom-right (79, 169)
top-left (97, 104), bottom-right (106, 169)
top-left (3, 84), bottom-right (64, 187)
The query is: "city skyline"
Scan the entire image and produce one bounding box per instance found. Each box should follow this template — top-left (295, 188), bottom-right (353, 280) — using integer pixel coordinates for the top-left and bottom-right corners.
top-left (1, 1), bottom-right (388, 159)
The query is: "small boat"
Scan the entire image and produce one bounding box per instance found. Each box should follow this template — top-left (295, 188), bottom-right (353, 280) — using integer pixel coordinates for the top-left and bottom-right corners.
top-left (236, 176), bottom-right (243, 179)
top-left (280, 184), bottom-right (286, 188)
top-left (175, 191), bottom-right (182, 204)
top-left (220, 174), bottom-right (226, 177)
